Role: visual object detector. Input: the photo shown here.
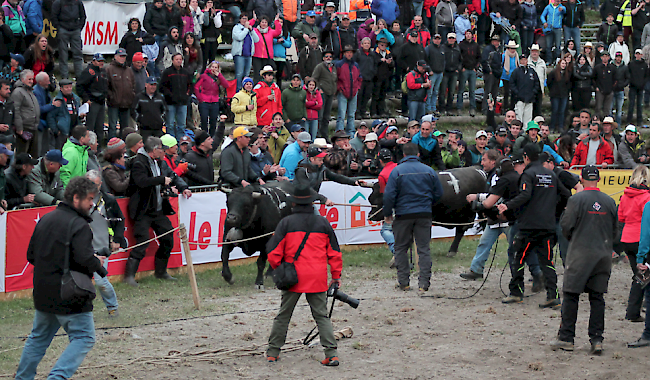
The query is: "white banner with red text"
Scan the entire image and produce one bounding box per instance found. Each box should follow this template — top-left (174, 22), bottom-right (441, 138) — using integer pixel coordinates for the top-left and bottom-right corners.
top-left (81, 1), bottom-right (147, 55)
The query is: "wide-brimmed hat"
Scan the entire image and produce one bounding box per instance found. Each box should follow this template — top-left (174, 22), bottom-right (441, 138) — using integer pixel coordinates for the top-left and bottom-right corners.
top-left (342, 45), bottom-right (355, 52)
top-left (506, 40), bottom-right (519, 49)
top-left (260, 65), bottom-right (276, 76)
top-left (289, 168), bottom-right (319, 204)
top-left (364, 132), bottom-right (378, 142)
top-left (331, 130), bottom-right (350, 143)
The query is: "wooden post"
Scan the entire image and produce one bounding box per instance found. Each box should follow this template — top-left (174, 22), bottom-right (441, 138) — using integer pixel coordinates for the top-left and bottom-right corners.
top-left (179, 223), bottom-right (200, 310)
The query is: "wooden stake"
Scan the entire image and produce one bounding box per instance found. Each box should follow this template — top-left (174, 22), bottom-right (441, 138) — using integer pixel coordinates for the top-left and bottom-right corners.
top-left (179, 223), bottom-right (200, 310)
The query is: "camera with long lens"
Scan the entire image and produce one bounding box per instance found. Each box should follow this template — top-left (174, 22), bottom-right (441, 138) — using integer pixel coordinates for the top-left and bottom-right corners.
top-left (369, 161), bottom-right (378, 172)
top-left (327, 282), bottom-right (360, 309)
top-left (179, 159), bottom-right (197, 170)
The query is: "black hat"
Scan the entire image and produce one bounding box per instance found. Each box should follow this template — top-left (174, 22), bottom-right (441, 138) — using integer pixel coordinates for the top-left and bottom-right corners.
top-left (496, 126), bottom-right (508, 136)
top-left (416, 59), bottom-right (427, 67)
top-left (409, 30), bottom-right (418, 37)
top-left (15, 153), bottom-right (38, 165)
top-left (539, 151), bottom-right (554, 163)
top-left (331, 130), bottom-right (350, 143)
top-left (511, 153), bottom-right (524, 164)
top-left (307, 145), bottom-right (327, 158)
top-left (342, 45), bottom-right (355, 53)
top-left (194, 130), bottom-right (210, 147)
top-left (289, 168), bottom-right (319, 204)
top-left (582, 165), bottom-right (600, 181)
top-left (378, 148), bottom-right (393, 162)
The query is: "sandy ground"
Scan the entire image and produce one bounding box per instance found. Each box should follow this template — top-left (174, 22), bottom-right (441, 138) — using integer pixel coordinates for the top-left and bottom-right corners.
top-left (63, 261), bottom-right (650, 380)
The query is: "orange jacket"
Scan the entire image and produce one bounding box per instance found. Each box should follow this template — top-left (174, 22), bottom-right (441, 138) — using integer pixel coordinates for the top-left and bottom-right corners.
top-left (349, 0), bottom-right (371, 20)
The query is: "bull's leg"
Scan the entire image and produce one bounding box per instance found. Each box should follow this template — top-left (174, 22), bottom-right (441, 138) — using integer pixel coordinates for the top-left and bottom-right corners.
top-left (221, 245), bottom-right (235, 285)
top-left (255, 249), bottom-right (267, 290)
top-left (447, 227), bottom-right (468, 258)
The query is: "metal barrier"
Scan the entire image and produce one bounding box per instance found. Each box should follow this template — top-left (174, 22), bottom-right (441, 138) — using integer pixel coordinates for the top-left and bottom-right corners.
top-left (569, 164), bottom-right (622, 170)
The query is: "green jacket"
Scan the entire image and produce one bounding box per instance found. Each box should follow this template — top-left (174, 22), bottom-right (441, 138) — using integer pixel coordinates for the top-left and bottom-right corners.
top-left (281, 86), bottom-right (307, 123)
top-left (60, 138), bottom-right (89, 186)
top-left (291, 21), bottom-right (321, 52)
top-left (27, 158), bottom-right (65, 206)
top-left (267, 126), bottom-right (291, 164)
top-left (433, 148), bottom-right (460, 170)
top-left (508, 30), bottom-right (522, 56)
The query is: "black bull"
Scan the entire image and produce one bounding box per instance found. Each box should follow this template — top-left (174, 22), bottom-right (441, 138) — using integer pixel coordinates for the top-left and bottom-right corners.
top-left (368, 167), bottom-right (489, 255)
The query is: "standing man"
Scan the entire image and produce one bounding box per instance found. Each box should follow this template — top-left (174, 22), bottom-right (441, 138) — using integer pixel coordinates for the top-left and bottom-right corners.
top-left (160, 53), bottom-right (191, 140)
top-left (32, 72), bottom-right (55, 156)
top-left (628, 49), bottom-right (648, 125)
top-left (253, 66), bottom-right (282, 128)
top-left (439, 33), bottom-right (461, 116)
top-left (77, 54), bottom-right (108, 147)
top-left (425, 33), bottom-right (445, 116)
top-left (132, 77), bottom-right (166, 140)
top-left (593, 51), bottom-right (615, 117)
top-left (528, 44), bottom-right (547, 118)
top-left (10, 70), bottom-right (40, 157)
top-left (406, 60), bottom-right (431, 122)
top-left (371, 37), bottom-right (394, 119)
top-left (510, 54), bottom-right (540, 127)
top-left (481, 35), bottom-right (503, 114)
top-left (106, 48), bottom-right (135, 144)
top-left (611, 51), bottom-right (630, 125)
top-left (51, 0), bottom-right (86, 79)
top-left (13, 177), bottom-right (107, 380)
top-left (458, 29), bottom-right (481, 117)
top-left (570, 123), bottom-right (615, 168)
top-left (353, 37), bottom-right (378, 120)
top-left (384, 143), bottom-right (443, 292)
top-left (312, 51), bottom-right (337, 140)
top-left (0, 80), bottom-right (14, 139)
top-left (335, 45), bottom-right (362, 137)
top-left (563, 0), bottom-right (584, 52)
top-left (551, 166), bottom-right (617, 354)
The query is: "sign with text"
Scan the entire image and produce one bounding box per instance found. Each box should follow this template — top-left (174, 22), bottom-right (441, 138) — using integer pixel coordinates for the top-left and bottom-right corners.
top-left (81, 1), bottom-right (146, 54)
top-left (569, 169), bottom-right (630, 204)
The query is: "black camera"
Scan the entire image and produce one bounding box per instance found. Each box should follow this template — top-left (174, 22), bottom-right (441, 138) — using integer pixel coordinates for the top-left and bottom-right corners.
top-left (327, 283), bottom-right (359, 309)
top-left (369, 162), bottom-right (378, 172)
top-left (180, 159), bottom-right (197, 170)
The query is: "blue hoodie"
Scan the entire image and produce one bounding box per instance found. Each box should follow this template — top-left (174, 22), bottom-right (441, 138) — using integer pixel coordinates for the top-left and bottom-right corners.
top-left (383, 155), bottom-right (443, 218)
top-left (371, 0), bottom-right (400, 24)
top-left (541, 3), bottom-right (566, 29)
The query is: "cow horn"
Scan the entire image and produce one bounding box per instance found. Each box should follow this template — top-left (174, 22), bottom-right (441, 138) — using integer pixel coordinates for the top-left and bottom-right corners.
top-left (251, 192), bottom-right (263, 199)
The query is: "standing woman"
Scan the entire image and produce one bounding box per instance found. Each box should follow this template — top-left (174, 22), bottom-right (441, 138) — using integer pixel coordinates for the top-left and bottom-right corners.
top-left (188, 0), bottom-right (203, 39)
top-left (251, 15), bottom-right (282, 84)
top-left (179, 0), bottom-right (194, 37)
top-left (183, 32), bottom-right (203, 78)
top-left (231, 77), bottom-right (258, 127)
top-left (264, 112), bottom-right (291, 163)
top-left (618, 165), bottom-right (650, 322)
top-left (22, 34), bottom-right (54, 76)
top-left (195, 61), bottom-right (229, 136)
top-left (201, 0), bottom-right (222, 69)
top-left (273, 19), bottom-right (292, 91)
top-left (583, 42), bottom-right (596, 67)
top-left (572, 54), bottom-right (593, 111)
top-left (118, 18), bottom-right (155, 66)
top-left (305, 78), bottom-right (322, 139)
top-left (547, 59), bottom-right (572, 132)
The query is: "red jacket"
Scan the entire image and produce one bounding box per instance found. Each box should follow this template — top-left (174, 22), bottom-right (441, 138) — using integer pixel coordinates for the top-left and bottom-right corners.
top-left (406, 21), bottom-right (431, 48)
top-left (618, 185), bottom-right (650, 243)
top-left (163, 154), bottom-right (187, 176)
top-left (254, 81), bottom-right (282, 126)
top-left (467, 0), bottom-right (484, 15)
top-left (267, 207), bottom-right (343, 293)
top-left (424, 0), bottom-right (439, 17)
top-left (378, 161), bottom-right (397, 193)
top-left (194, 70), bottom-right (229, 103)
top-left (305, 88), bottom-right (323, 120)
top-left (251, 19), bottom-right (282, 59)
top-left (336, 58), bottom-right (362, 99)
top-left (570, 137), bottom-right (615, 167)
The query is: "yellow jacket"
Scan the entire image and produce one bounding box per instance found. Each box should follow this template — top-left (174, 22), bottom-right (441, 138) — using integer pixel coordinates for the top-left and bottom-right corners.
top-left (231, 89), bottom-right (257, 126)
top-left (617, 0), bottom-right (632, 27)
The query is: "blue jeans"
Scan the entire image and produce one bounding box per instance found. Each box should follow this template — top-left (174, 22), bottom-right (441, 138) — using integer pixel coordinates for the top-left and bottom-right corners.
top-left (336, 93), bottom-right (357, 137)
top-left (306, 119), bottom-right (319, 140)
top-left (507, 222), bottom-right (542, 277)
top-left (150, 35), bottom-right (164, 78)
top-left (612, 90), bottom-right (625, 125)
top-left (457, 69), bottom-right (477, 110)
top-left (426, 72), bottom-right (443, 112)
top-left (234, 55), bottom-right (252, 91)
top-left (107, 107), bottom-right (130, 141)
top-left (408, 100), bottom-right (425, 122)
top-left (94, 258), bottom-right (117, 311)
top-left (198, 101), bottom-right (220, 136)
top-left (563, 26), bottom-right (581, 51)
top-left (15, 311), bottom-right (95, 380)
top-left (413, 0), bottom-right (423, 16)
top-left (545, 28), bottom-right (563, 63)
top-left (586, 0), bottom-right (599, 8)
top-left (166, 104), bottom-right (187, 140)
top-left (550, 97), bottom-right (568, 132)
top-left (381, 221), bottom-right (395, 254)
top-left (470, 225), bottom-right (510, 274)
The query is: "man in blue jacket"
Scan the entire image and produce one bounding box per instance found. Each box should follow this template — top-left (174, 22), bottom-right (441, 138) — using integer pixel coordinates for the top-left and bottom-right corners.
top-left (33, 72), bottom-right (55, 156)
top-left (370, 0), bottom-right (400, 24)
top-left (541, 0), bottom-right (566, 63)
top-left (384, 143), bottom-right (443, 293)
top-left (22, 0), bottom-right (42, 47)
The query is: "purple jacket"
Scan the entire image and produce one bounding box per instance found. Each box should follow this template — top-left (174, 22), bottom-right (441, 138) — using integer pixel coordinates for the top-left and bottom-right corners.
top-left (357, 19), bottom-right (376, 47)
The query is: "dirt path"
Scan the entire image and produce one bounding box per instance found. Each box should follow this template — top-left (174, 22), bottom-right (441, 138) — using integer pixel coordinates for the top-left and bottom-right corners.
top-left (73, 262), bottom-right (645, 380)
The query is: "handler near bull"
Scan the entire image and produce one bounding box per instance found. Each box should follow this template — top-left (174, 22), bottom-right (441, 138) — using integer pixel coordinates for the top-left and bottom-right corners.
top-left (551, 165), bottom-right (617, 354)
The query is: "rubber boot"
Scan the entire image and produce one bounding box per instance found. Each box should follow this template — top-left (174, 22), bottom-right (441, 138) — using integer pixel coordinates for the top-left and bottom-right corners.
top-left (154, 257), bottom-right (176, 281)
top-left (123, 257), bottom-right (140, 287)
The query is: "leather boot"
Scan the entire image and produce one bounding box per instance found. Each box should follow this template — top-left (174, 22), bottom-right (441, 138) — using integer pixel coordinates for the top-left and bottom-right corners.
top-left (154, 257), bottom-right (176, 281)
top-left (123, 257), bottom-right (140, 287)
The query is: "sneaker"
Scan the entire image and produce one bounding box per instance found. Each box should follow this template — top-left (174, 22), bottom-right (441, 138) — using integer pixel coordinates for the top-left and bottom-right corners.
top-left (590, 342), bottom-right (603, 355)
top-left (469, 109), bottom-right (476, 117)
top-left (321, 356), bottom-right (339, 366)
top-left (628, 338), bottom-right (650, 348)
top-left (395, 283), bottom-right (410, 291)
top-left (267, 355), bottom-right (279, 363)
top-left (459, 271), bottom-right (483, 280)
top-left (107, 309), bottom-right (119, 318)
top-left (539, 298), bottom-right (561, 309)
top-left (502, 295), bottom-right (523, 304)
top-left (550, 339), bottom-right (574, 351)
top-left (418, 287), bottom-right (429, 296)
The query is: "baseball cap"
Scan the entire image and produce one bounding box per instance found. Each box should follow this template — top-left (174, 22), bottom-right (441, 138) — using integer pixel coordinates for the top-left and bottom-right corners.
top-left (93, 53), bottom-right (105, 61)
top-left (475, 130), bottom-right (488, 139)
top-left (342, 13), bottom-right (350, 19)
top-left (433, 130), bottom-right (445, 137)
top-left (146, 77), bottom-right (158, 84)
top-left (511, 153), bottom-right (524, 164)
top-left (407, 120), bottom-right (420, 128)
top-left (358, 121), bottom-right (369, 129)
top-left (636, 49), bottom-right (644, 54)
top-left (115, 48), bottom-right (127, 56)
top-left (45, 149), bottom-right (69, 165)
top-left (433, 33), bottom-right (441, 39)
top-left (378, 148), bottom-right (393, 162)
top-left (526, 121), bottom-right (540, 131)
top-left (421, 114), bottom-right (438, 123)
top-left (132, 52), bottom-right (145, 62)
top-left (386, 126), bottom-right (399, 134)
top-left (180, 135), bottom-right (192, 145)
top-left (160, 134), bottom-right (178, 149)
top-left (233, 126), bottom-right (254, 138)
top-left (306, 10), bottom-right (316, 17)
top-left (0, 143), bottom-right (12, 156)
top-left (625, 124), bottom-right (638, 133)
top-left (539, 152), bottom-right (554, 163)
top-left (15, 153), bottom-right (38, 166)
top-left (308, 145), bottom-right (327, 158)
top-left (615, 51), bottom-right (623, 56)
top-left (491, 34), bottom-right (501, 41)
top-left (416, 59), bottom-right (427, 67)
top-left (371, 119), bottom-right (383, 129)
top-left (601, 50), bottom-right (610, 56)
top-left (309, 32), bottom-right (318, 39)
top-left (582, 165), bottom-right (600, 181)
top-left (409, 30), bottom-right (418, 37)
top-left (10, 53), bottom-right (25, 66)
top-left (496, 126), bottom-right (508, 135)
top-left (603, 116), bottom-right (614, 123)
top-left (290, 124), bottom-right (305, 133)
top-left (447, 32), bottom-right (456, 39)
top-left (297, 131), bottom-right (312, 143)
top-left (533, 115), bottom-right (545, 124)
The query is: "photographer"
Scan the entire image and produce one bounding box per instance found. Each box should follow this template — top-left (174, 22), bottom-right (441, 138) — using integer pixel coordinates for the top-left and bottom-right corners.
top-left (124, 136), bottom-right (192, 287)
top-left (182, 130), bottom-right (215, 186)
top-left (266, 168), bottom-right (343, 366)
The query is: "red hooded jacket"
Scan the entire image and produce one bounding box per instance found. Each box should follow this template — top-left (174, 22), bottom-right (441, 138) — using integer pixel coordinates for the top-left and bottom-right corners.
top-left (254, 80), bottom-right (282, 126)
top-left (618, 185), bottom-right (650, 243)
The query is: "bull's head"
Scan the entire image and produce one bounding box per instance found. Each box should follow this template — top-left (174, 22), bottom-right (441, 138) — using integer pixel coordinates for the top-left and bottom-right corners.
top-left (224, 186), bottom-right (263, 230)
top-left (367, 182), bottom-right (383, 222)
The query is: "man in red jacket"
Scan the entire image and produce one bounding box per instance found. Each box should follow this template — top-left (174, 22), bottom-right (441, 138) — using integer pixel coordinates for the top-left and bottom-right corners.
top-left (254, 65), bottom-right (282, 127)
top-left (335, 45), bottom-right (362, 137)
top-left (570, 123), bottom-right (615, 168)
top-left (266, 168), bottom-right (343, 366)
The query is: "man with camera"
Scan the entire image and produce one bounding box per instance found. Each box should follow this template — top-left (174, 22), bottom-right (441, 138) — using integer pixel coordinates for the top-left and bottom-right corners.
top-left (266, 168), bottom-right (343, 366)
top-left (124, 136), bottom-right (192, 287)
top-left (182, 130), bottom-right (215, 186)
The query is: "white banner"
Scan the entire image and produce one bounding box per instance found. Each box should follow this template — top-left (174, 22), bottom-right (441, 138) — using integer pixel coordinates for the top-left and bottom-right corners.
top-left (81, 1), bottom-right (147, 55)
top-left (0, 213), bottom-right (5, 293)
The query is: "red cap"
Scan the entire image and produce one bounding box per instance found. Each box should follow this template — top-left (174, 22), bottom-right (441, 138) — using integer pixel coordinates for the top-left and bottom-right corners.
top-left (132, 52), bottom-right (145, 62)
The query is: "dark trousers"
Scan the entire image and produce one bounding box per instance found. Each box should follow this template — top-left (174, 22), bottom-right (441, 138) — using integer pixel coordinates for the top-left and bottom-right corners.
top-left (509, 229), bottom-right (557, 299)
top-left (371, 78), bottom-right (390, 116)
top-left (533, 91), bottom-right (543, 119)
top-left (628, 87), bottom-right (644, 125)
top-left (477, 13), bottom-right (491, 45)
top-left (393, 217), bottom-right (432, 289)
top-left (558, 291), bottom-right (605, 344)
top-left (252, 57), bottom-right (275, 84)
top-left (203, 40), bottom-right (219, 68)
top-left (318, 92), bottom-right (334, 139)
top-left (199, 101), bottom-right (220, 136)
top-left (16, 129), bottom-right (39, 157)
top-left (86, 102), bottom-right (106, 146)
top-left (573, 87), bottom-right (592, 111)
top-left (357, 80), bottom-right (374, 115)
top-left (624, 242), bottom-right (645, 320)
top-left (140, 129), bottom-right (164, 141)
top-left (502, 79), bottom-right (512, 111)
top-left (482, 73), bottom-right (500, 113)
top-left (130, 212), bottom-right (174, 261)
top-left (275, 60), bottom-right (286, 91)
top-left (438, 71), bottom-right (458, 113)
top-left (633, 29), bottom-right (643, 50)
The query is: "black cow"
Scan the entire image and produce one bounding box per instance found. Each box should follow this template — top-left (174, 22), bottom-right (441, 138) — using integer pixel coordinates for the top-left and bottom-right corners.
top-left (369, 167), bottom-right (488, 256)
top-left (219, 181), bottom-right (325, 288)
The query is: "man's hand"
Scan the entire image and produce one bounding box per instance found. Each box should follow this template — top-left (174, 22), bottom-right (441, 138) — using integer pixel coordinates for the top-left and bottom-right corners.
top-left (303, 33), bottom-right (310, 42)
top-left (164, 177), bottom-right (172, 185)
top-left (95, 254), bottom-right (107, 265)
top-left (258, 178), bottom-right (266, 185)
top-left (449, 140), bottom-right (458, 151)
top-left (247, 104), bottom-right (254, 110)
top-left (1, 199), bottom-right (7, 209)
top-left (466, 194), bottom-right (477, 203)
top-left (350, 161), bottom-right (359, 170)
top-left (601, 162), bottom-right (608, 168)
top-left (110, 242), bottom-right (121, 252)
top-left (497, 203), bottom-right (508, 214)
top-left (241, 180), bottom-right (250, 187)
top-left (263, 164), bottom-right (271, 174)
top-left (363, 159), bottom-right (372, 167)
top-left (329, 278), bottom-right (341, 289)
top-left (325, 198), bottom-right (334, 206)
top-left (355, 180), bottom-right (367, 186)
top-left (0, 124), bottom-right (8, 132)
top-left (170, 186), bottom-right (179, 195)
top-left (24, 194), bottom-right (35, 203)
top-left (396, 137), bottom-right (409, 144)
top-left (578, 133), bottom-right (588, 140)
top-left (559, 161), bottom-right (569, 169)
top-left (271, 132), bottom-right (279, 139)
top-left (182, 189), bottom-right (192, 198)
top-left (52, 99), bottom-right (62, 107)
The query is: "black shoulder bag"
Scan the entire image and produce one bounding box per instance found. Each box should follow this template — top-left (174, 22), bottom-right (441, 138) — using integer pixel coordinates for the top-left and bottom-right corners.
top-left (273, 215), bottom-right (314, 290)
top-left (60, 218), bottom-right (97, 302)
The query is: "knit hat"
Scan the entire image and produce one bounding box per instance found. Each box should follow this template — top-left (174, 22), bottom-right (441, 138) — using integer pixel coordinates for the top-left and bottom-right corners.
top-left (125, 133), bottom-right (143, 150)
top-left (106, 137), bottom-right (126, 153)
top-left (194, 130), bottom-right (210, 147)
top-left (242, 77), bottom-right (254, 86)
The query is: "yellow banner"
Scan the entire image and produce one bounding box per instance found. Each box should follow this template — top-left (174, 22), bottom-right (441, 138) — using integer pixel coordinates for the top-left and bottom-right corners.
top-left (569, 169), bottom-right (632, 204)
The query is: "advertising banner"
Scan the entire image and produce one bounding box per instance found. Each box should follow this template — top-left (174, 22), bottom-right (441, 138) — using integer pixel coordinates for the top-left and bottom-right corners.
top-left (569, 169), bottom-right (630, 204)
top-left (80, 1), bottom-right (147, 54)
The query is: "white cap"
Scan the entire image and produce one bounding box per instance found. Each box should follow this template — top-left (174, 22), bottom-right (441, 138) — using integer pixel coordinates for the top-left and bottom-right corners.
top-left (475, 130), bottom-right (488, 139)
top-left (636, 48), bottom-right (644, 54)
top-left (533, 116), bottom-right (545, 123)
top-left (625, 124), bottom-right (638, 133)
top-left (447, 32), bottom-right (456, 39)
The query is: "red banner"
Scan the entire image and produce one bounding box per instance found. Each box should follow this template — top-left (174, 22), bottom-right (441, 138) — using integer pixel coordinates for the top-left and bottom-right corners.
top-left (4, 198), bottom-right (181, 293)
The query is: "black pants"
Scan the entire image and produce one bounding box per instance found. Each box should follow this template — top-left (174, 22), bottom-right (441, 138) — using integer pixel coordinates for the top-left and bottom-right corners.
top-left (573, 87), bottom-right (592, 111)
top-left (140, 129), bottom-right (164, 141)
top-left (203, 40), bottom-right (219, 68)
top-left (275, 60), bottom-right (286, 91)
top-left (319, 92), bottom-right (334, 139)
top-left (86, 102), bottom-right (106, 146)
top-left (501, 79), bottom-right (512, 111)
top-left (130, 212), bottom-right (174, 261)
top-left (439, 71), bottom-right (458, 113)
top-left (533, 91), bottom-right (543, 119)
top-left (509, 229), bottom-right (557, 299)
top-left (624, 242), bottom-right (645, 320)
top-left (371, 78), bottom-right (390, 116)
top-left (357, 80), bottom-right (374, 115)
top-left (252, 57), bottom-right (275, 84)
top-left (482, 73), bottom-right (500, 113)
top-left (558, 291), bottom-right (605, 344)
top-left (628, 87), bottom-right (644, 125)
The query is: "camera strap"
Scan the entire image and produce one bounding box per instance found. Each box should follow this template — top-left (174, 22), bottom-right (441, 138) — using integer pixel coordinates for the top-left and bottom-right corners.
top-left (291, 215), bottom-right (314, 264)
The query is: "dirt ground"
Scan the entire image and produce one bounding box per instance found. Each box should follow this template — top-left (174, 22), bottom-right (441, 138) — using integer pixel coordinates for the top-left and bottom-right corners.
top-left (46, 259), bottom-right (648, 380)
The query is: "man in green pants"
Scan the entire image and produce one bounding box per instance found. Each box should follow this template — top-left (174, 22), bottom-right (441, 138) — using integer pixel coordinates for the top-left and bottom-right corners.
top-left (266, 168), bottom-right (343, 366)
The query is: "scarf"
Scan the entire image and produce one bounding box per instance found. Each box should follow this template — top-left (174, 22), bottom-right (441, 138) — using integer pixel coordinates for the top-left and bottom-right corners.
top-left (503, 50), bottom-right (519, 75)
top-left (568, 48), bottom-right (576, 56)
top-left (257, 26), bottom-right (269, 34)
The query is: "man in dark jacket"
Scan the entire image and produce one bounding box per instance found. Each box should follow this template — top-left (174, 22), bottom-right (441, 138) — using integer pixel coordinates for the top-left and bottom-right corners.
top-left (298, 33), bottom-right (323, 79)
top-left (163, 0), bottom-right (183, 34)
top-left (132, 77), bottom-right (166, 140)
top-left (628, 49), bottom-right (649, 125)
top-left (500, 144), bottom-right (570, 307)
top-left (247, 0), bottom-right (277, 22)
top-left (562, 0), bottom-right (584, 51)
top-left (496, 0), bottom-right (524, 32)
top-left (406, 60), bottom-right (431, 122)
top-left (14, 177), bottom-right (107, 380)
top-left (371, 38), bottom-right (395, 118)
top-left (144, 0), bottom-right (169, 41)
top-left (124, 136), bottom-right (191, 286)
top-left (439, 32), bottom-right (462, 116)
top-left (325, 15), bottom-right (356, 59)
top-left (458, 30), bottom-right (481, 116)
top-left (353, 37), bottom-right (379, 119)
top-left (551, 165), bottom-right (617, 354)
top-left (220, 126), bottom-right (264, 188)
top-left (384, 143), bottom-right (443, 292)
top-left (311, 51), bottom-right (337, 140)
top-left (425, 33), bottom-right (445, 115)
top-left (160, 53), bottom-right (191, 140)
top-left (77, 54), bottom-right (108, 148)
top-left (5, 152), bottom-right (37, 209)
top-left (510, 54), bottom-right (540, 126)
top-left (481, 35), bottom-right (503, 113)
top-left (0, 80), bottom-right (14, 138)
top-left (593, 51), bottom-right (615, 118)
top-left (632, 0), bottom-right (650, 49)
top-left (183, 130), bottom-right (214, 186)
top-left (612, 51), bottom-right (630, 125)
top-left (51, 0), bottom-right (86, 78)
top-left (106, 48), bottom-right (135, 145)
